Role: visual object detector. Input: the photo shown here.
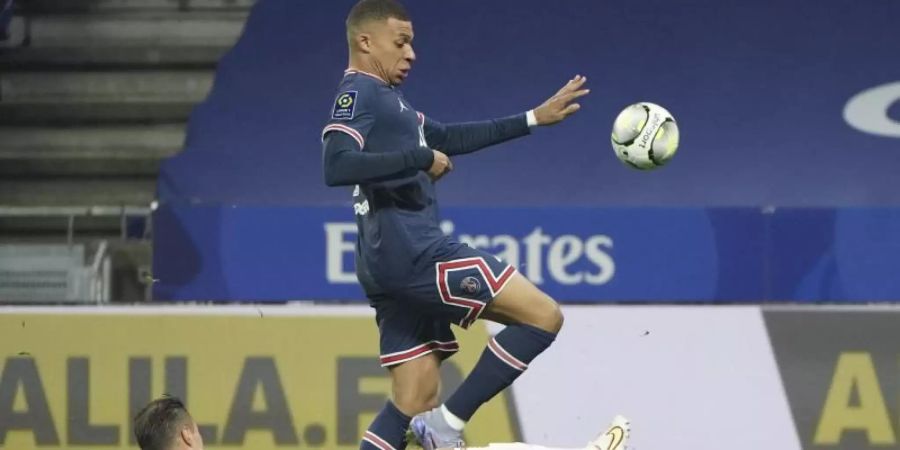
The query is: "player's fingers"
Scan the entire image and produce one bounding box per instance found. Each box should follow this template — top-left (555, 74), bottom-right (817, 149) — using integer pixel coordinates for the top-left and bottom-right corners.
top-left (556, 75), bottom-right (582, 95)
top-left (562, 88), bottom-right (590, 99)
top-left (562, 103), bottom-right (581, 115)
top-left (565, 89), bottom-right (591, 102)
top-left (563, 75), bottom-right (585, 93)
top-left (431, 162), bottom-right (449, 180)
top-left (573, 75), bottom-right (587, 88)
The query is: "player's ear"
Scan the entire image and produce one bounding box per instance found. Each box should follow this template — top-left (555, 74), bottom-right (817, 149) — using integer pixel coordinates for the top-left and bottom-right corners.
top-left (180, 425), bottom-right (195, 447)
top-left (356, 32), bottom-right (373, 54)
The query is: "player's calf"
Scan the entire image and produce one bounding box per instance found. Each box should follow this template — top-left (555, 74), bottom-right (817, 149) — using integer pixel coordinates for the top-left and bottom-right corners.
top-left (393, 387), bottom-right (441, 417)
top-left (363, 355), bottom-right (442, 450)
top-left (390, 353), bottom-right (442, 416)
top-left (360, 401), bottom-right (411, 450)
top-left (411, 318), bottom-right (559, 449)
top-left (412, 275), bottom-right (562, 449)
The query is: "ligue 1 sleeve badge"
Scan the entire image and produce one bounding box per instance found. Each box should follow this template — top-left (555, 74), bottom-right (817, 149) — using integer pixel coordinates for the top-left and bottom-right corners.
top-left (332, 91), bottom-right (358, 120)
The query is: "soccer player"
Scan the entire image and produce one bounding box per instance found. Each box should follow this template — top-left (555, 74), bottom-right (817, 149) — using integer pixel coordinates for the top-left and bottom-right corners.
top-left (321, 1), bottom-right (592, 449)
top-left (133, 396), bottom-right (205, 450)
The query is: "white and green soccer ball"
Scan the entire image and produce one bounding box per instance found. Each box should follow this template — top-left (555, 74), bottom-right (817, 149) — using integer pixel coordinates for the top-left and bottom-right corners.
top-left (611, 102), bottom-right (680, 170)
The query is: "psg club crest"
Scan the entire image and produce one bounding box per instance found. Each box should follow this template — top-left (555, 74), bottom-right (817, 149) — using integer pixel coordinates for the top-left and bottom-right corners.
top-left (460, 276), bottom-right (481, 296)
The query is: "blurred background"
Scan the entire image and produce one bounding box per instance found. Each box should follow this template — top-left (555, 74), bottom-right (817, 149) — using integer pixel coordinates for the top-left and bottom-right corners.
top-left (1, 0), bottom-right (899, 449)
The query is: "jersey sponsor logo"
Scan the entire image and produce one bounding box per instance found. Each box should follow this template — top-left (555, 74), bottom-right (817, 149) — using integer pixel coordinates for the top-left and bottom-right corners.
top-left (332, 91), bottom-right (358, 120)
top-left (398, 98), bottom-right (409, 112)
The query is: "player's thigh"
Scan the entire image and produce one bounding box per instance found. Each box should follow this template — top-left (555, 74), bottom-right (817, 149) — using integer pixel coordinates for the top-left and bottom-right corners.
top-left (409, 244), bottom-right (562, 333)
top-left (481, 272), bottom-right (563, 333)
top-left (412, 246), bottom-right (518, 329)
top-left (388, 352), bottom-right (442, 416)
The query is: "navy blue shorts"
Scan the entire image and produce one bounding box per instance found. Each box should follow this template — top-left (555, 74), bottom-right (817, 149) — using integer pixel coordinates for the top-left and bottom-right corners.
top-left (373, 245), bottom-right (516, 367)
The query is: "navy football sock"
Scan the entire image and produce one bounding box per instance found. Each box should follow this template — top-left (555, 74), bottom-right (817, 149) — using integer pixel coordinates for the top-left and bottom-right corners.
top-left (445, 323), bottom-right (557, 422)
top-left (361, 401), bottom-right (411, 450)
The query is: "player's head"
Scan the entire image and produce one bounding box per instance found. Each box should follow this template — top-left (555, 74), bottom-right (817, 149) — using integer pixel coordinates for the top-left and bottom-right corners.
top-left (133, 396), bottom-right (204, 450)
top-left (346, 0), bottom-right (414, 86)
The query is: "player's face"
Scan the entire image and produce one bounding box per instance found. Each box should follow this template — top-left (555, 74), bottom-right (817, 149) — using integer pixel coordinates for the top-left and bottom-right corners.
top-left (370, 18), bottom-right (415, 85)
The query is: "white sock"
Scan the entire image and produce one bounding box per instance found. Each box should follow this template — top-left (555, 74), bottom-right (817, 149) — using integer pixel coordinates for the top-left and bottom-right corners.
top-left (440, 404), bottom-right (466, 431)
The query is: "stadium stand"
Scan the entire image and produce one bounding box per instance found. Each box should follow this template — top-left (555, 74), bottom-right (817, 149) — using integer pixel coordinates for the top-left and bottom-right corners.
top-left (0, 0), bottom-right (255, 302)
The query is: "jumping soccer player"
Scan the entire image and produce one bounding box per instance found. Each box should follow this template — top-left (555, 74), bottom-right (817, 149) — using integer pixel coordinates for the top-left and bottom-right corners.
top-left (321, 1), bottom-right (594, 449)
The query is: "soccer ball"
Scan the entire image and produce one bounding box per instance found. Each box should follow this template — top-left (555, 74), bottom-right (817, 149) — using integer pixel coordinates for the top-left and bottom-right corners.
top-left (610, 102), bottom-right (680, 170)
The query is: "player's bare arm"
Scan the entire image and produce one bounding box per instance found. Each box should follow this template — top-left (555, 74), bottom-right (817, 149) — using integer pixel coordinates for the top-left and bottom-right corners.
top-left (532, 75), bottom-right (591, 126)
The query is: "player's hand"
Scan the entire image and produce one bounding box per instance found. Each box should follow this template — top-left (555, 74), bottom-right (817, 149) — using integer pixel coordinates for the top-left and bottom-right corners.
top-left (532, 75), bottom-right (590, 126)
top-left (428, 150), bottom-right (453, 181)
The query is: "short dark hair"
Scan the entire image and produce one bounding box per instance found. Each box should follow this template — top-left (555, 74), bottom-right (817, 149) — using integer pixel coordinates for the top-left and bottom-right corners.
top-left (133, 396), bottom-right (193, 450)
top-left (346, 0), bottom-right (410, 34)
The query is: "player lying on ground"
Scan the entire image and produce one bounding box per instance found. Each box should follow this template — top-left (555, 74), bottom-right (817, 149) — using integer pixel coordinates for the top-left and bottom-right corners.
top-left (322, 1), bottom-right (595, 449)
top-left (133, 396), bottom-right (205, 450)
top-left (431, 416), bottom-right (630, 450)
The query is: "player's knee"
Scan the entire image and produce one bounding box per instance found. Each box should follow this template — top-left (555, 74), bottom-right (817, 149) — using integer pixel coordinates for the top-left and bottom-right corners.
top-left (543, 299), bottom-right (564, 334)
top-left (389, 354), bottom-right (442, 415)
top-left (393, 392), bottom-right (438, 416)
top-left (391, 378), bottom-right (440, 415)
top-left (427, 390), bottom-right (441, 410)
top-left (527, 294), bottom-right (564, 334)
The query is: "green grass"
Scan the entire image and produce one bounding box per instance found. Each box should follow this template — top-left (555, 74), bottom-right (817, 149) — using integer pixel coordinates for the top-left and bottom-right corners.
top-left (406, 428), bottom-right (424, 449)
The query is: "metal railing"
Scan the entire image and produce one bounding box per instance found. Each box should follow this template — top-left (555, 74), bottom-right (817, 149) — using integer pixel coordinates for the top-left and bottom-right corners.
top-left (0, 204), bottom-right (153, 303)
top-left (0, 205), bottom-right (152, 244)
top-left (0, 241), bottom-right (109, 303)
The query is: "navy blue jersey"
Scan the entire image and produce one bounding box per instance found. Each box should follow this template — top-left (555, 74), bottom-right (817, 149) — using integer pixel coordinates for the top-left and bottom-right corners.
top-left (322, 69), bottom-right (531, 295)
